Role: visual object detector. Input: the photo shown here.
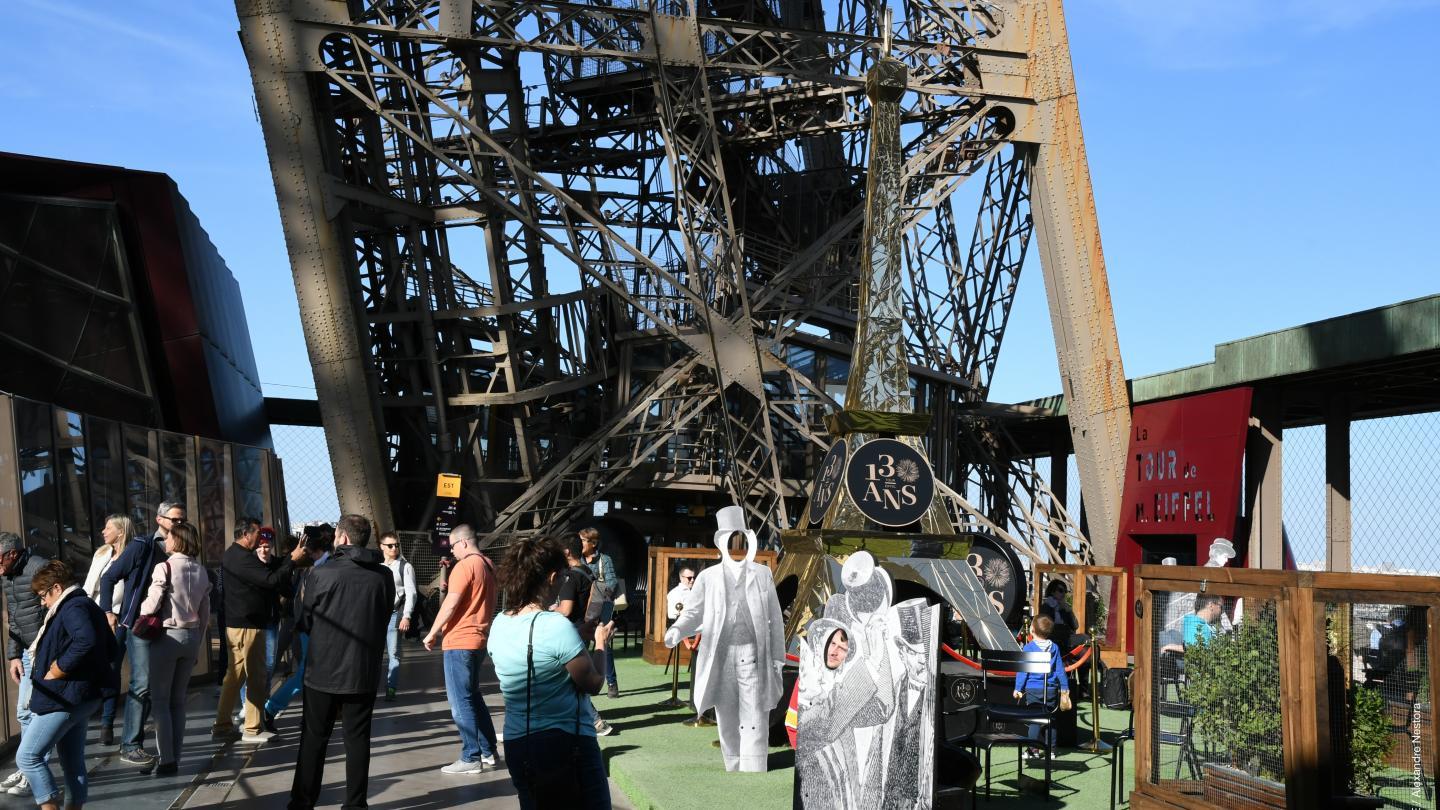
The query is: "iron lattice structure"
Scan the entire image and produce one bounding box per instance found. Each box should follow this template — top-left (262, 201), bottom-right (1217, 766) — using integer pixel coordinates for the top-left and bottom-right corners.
top-left (236, 0), bottom-right (1131, 564)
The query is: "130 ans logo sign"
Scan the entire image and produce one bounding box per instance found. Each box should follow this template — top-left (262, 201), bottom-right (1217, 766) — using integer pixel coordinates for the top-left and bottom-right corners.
top-left (844, 439), bottom-right (934, 527)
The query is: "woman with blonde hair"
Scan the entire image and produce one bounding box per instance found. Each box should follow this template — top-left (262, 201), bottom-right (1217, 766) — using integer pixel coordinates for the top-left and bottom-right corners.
top-left (138, 521), bottom-right (211, 775)
top-left (83, 514), bottom-right (133, 744)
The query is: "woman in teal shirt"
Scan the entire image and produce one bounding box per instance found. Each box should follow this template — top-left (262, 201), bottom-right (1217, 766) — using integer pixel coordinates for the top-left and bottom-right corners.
top-left (489, 537), bottom-right (615, 809)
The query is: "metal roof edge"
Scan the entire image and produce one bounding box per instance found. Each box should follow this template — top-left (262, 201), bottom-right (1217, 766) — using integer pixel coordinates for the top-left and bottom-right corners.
top-left (1020, 292), bottom-right (1440, 413)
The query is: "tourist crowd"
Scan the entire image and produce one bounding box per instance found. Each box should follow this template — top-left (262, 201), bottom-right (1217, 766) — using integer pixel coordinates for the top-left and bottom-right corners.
top-left (0, 506), bottom-right (620, 809)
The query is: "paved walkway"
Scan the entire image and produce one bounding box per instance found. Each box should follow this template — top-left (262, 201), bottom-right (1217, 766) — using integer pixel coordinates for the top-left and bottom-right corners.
top-left (0, 640), bottom-right (632, 808)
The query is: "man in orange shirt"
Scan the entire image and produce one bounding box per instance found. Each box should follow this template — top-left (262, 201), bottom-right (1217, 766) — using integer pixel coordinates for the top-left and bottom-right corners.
top-left (423, 524), bottom-right (499, 774)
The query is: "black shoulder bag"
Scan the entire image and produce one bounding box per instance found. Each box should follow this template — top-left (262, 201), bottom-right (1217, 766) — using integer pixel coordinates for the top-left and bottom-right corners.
top-left (523, 612), bottom-right (585, 806)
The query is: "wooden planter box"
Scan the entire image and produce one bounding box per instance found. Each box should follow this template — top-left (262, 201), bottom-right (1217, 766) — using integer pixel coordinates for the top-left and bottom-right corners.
top-left (1128, 566), bottom-right (1440, 810)
top-left (1200, 764), bottom-right (1286, 810)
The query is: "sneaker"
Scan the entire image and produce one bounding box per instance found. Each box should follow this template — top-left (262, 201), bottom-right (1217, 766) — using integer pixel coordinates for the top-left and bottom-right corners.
top-left (240, 731), bottom-right (276, 744)
top-left (440, 758), bottom-right (485, 775)
top-left (1, 771), bottom-right (23, 790)
top-left (5, 775), bottom-right (30, 796)
top-left (119, 749), bottom-right (157, 766)
top-left (480, 754), bottom-right (497, 767)
top-left (607, 684), bottom-right (620, 699)
top-left (594, 718), bottom-right (614, 737)
top-left (385, 687), bottom-right (397, 702)
top-left (155, 762), bottom-right (179, 777)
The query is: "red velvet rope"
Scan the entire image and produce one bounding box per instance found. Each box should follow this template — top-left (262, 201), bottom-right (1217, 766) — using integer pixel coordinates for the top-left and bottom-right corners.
top-left (940, 641), bottom-right (1092, 676)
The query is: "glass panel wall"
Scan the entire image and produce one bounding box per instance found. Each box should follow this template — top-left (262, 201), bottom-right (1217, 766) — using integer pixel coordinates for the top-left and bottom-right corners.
top-left (159, 430), bottom-right (194, 515)
top-left (124, 425), bottom-right (157, 529)
top-left (2, 394), bottom-right (279, 563)
top-left (54, 408), bottom-right (92, 569)
top-left (86, 416), bottom-right (125, 538)
top-left (198, 440), bottom-right (230, 564)
top-left (233, 445), bottom-right (264, 525)
top-left (15, 398), bottom-right (59, 560)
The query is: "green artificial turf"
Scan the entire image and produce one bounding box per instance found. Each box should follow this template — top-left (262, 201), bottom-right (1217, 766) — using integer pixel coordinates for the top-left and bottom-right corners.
top-left (598, 644), bottom-right (1137, 809)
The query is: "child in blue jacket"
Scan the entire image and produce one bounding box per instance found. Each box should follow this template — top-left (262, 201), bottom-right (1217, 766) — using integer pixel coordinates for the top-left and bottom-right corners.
top-left (1012, 615), bottom-right (1072, 753)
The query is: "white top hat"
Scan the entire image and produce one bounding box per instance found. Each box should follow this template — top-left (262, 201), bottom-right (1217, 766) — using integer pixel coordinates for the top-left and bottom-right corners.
top-left (713, 504), bottom-right (757, 566)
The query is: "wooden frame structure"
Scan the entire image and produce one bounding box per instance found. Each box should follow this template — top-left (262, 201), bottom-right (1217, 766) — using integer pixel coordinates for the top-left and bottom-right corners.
top-left (643, 546), bottom-right (778, 665)
top-left (1131, 565), bottom-right (1440, 810)
top-left (1030, 563), bottom-right (1129, 668)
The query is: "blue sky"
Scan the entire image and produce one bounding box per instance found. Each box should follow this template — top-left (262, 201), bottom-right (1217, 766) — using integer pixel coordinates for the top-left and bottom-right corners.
top-left (2, 1), bottom-right (1437, 540)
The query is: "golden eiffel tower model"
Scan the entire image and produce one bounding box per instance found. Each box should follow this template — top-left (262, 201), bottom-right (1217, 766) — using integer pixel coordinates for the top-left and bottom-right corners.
top-left (774, 30), bottom-right (977, 648)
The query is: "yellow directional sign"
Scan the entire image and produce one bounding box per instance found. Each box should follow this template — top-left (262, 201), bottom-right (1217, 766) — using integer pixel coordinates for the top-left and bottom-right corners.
top-left (436, 473), bottom-right (462, 499)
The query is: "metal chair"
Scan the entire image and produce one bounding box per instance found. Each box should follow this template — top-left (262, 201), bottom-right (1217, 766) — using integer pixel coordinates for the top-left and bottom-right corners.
top-left (1104, 668), bottom-right (1135, 810)
top-left (969, 649), bottom-right (1061, 803)
top-left (1156, 699), bottom-right (1202, 781)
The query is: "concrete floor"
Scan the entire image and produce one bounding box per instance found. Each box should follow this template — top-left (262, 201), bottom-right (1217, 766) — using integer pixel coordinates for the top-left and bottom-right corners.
top-left (0, 640), bottom-right (632, 809)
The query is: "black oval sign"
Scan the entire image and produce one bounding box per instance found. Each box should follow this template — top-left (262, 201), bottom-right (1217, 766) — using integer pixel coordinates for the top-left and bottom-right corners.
top-left (963, 533), bottom-right (1026, 627)
top-left (844, 438), bottom-right (934, 527)
top-left (808, 440), bottom-right (849, 525)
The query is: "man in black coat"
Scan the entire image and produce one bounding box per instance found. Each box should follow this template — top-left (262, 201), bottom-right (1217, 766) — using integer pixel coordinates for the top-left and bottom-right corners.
top-left (1, 531), bottom-right (49, 796)
top-left (289, 514), bottom-right (394, 810)
top-left (214, 517), bottom-right (307, 743)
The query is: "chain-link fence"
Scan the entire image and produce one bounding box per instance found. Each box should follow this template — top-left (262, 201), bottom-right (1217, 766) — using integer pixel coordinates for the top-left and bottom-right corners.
top-left (1282, 424), bottom-right (1326, 568)
top-left (1285, 412), bottom-right (1440, 575)
top-left (270, 424), bottom-right (339, 532)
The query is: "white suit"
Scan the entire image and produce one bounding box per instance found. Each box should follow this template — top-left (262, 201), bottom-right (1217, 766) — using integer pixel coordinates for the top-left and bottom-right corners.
top-left (666, 551), bottom-right (785, 771)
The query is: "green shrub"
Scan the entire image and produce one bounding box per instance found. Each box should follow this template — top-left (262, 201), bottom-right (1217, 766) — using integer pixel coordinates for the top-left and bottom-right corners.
top-left (1183, 602), bottom-right (1284, 781)
top-left (1347, 682), bottom-right (1394, 796)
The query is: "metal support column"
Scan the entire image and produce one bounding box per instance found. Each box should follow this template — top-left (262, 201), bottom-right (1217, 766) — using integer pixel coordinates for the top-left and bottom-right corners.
top-left (236, 1), bottom-right (395, 527)
top-left (1016, 0), bottom-right (1131, 565)
top-left (1325, 398), bottom-right (1352, 573)
top-left (1246, 393), bottom-right (1285, 569)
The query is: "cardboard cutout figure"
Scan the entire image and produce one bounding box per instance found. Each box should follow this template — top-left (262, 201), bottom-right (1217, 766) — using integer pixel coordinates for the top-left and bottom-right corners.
top-left (796, 551), bottom-right (939, 809)
top-left (665, 506), bottom-right (785, 772)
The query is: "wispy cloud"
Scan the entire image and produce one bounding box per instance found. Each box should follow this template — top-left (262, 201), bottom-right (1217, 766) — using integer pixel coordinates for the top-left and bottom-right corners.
top-left (17, 0), bottom-right (233, 71)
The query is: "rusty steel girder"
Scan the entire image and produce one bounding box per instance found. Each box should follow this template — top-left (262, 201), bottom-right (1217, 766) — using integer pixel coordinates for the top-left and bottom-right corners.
top-left (234, 0), bottom-right (1128, 565)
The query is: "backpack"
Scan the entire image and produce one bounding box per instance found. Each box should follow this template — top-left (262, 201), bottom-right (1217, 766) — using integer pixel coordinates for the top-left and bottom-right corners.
top-left (1100, 666), bottom-right (1133, 710)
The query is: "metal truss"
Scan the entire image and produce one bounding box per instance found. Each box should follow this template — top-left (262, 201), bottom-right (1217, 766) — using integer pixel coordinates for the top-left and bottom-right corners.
top-left (236, 0), bottom-right (1131, 562)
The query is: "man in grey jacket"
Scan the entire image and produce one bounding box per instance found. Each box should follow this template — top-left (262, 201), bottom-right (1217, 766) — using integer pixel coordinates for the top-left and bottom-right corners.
top-left (1, 532), bottom-right (50, 797)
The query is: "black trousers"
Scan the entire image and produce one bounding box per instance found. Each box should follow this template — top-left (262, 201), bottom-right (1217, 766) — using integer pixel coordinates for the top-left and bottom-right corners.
top-left (288, 687), bottom-right (376, 810)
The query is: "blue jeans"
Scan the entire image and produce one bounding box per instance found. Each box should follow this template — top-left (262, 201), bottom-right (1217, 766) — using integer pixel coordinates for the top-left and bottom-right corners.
top-left (1023, 686), bottom-right (1059, 747)
top-left (505, 729), bottom-right (610, 810)
top-left (386, 613), bottom-right (402, 690)
top-left (17, 698), bottom-right (100, 806)
top-left (16, 651), bottom-right (35, 733)
top-left (121, 628), bottom-right (152, 752)
top-left (265, 633), bottom-right (308, 717)
top-left (597, 602), bottom-right (617, 687)
top-left (101, 626), bottom-right (128, 727)
top-left (15, 652), bottom-right (52, 766)
top-left (442, 649), bottom-right (498, 762)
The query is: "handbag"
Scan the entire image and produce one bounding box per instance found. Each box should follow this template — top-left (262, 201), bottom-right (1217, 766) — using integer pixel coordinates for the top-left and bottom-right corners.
top-left (612, 580), bottom-right (628, 613)
top-left (584, 557), bottom-right (612, 624)
top-left (131, 560), bottom-right (172, 641)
